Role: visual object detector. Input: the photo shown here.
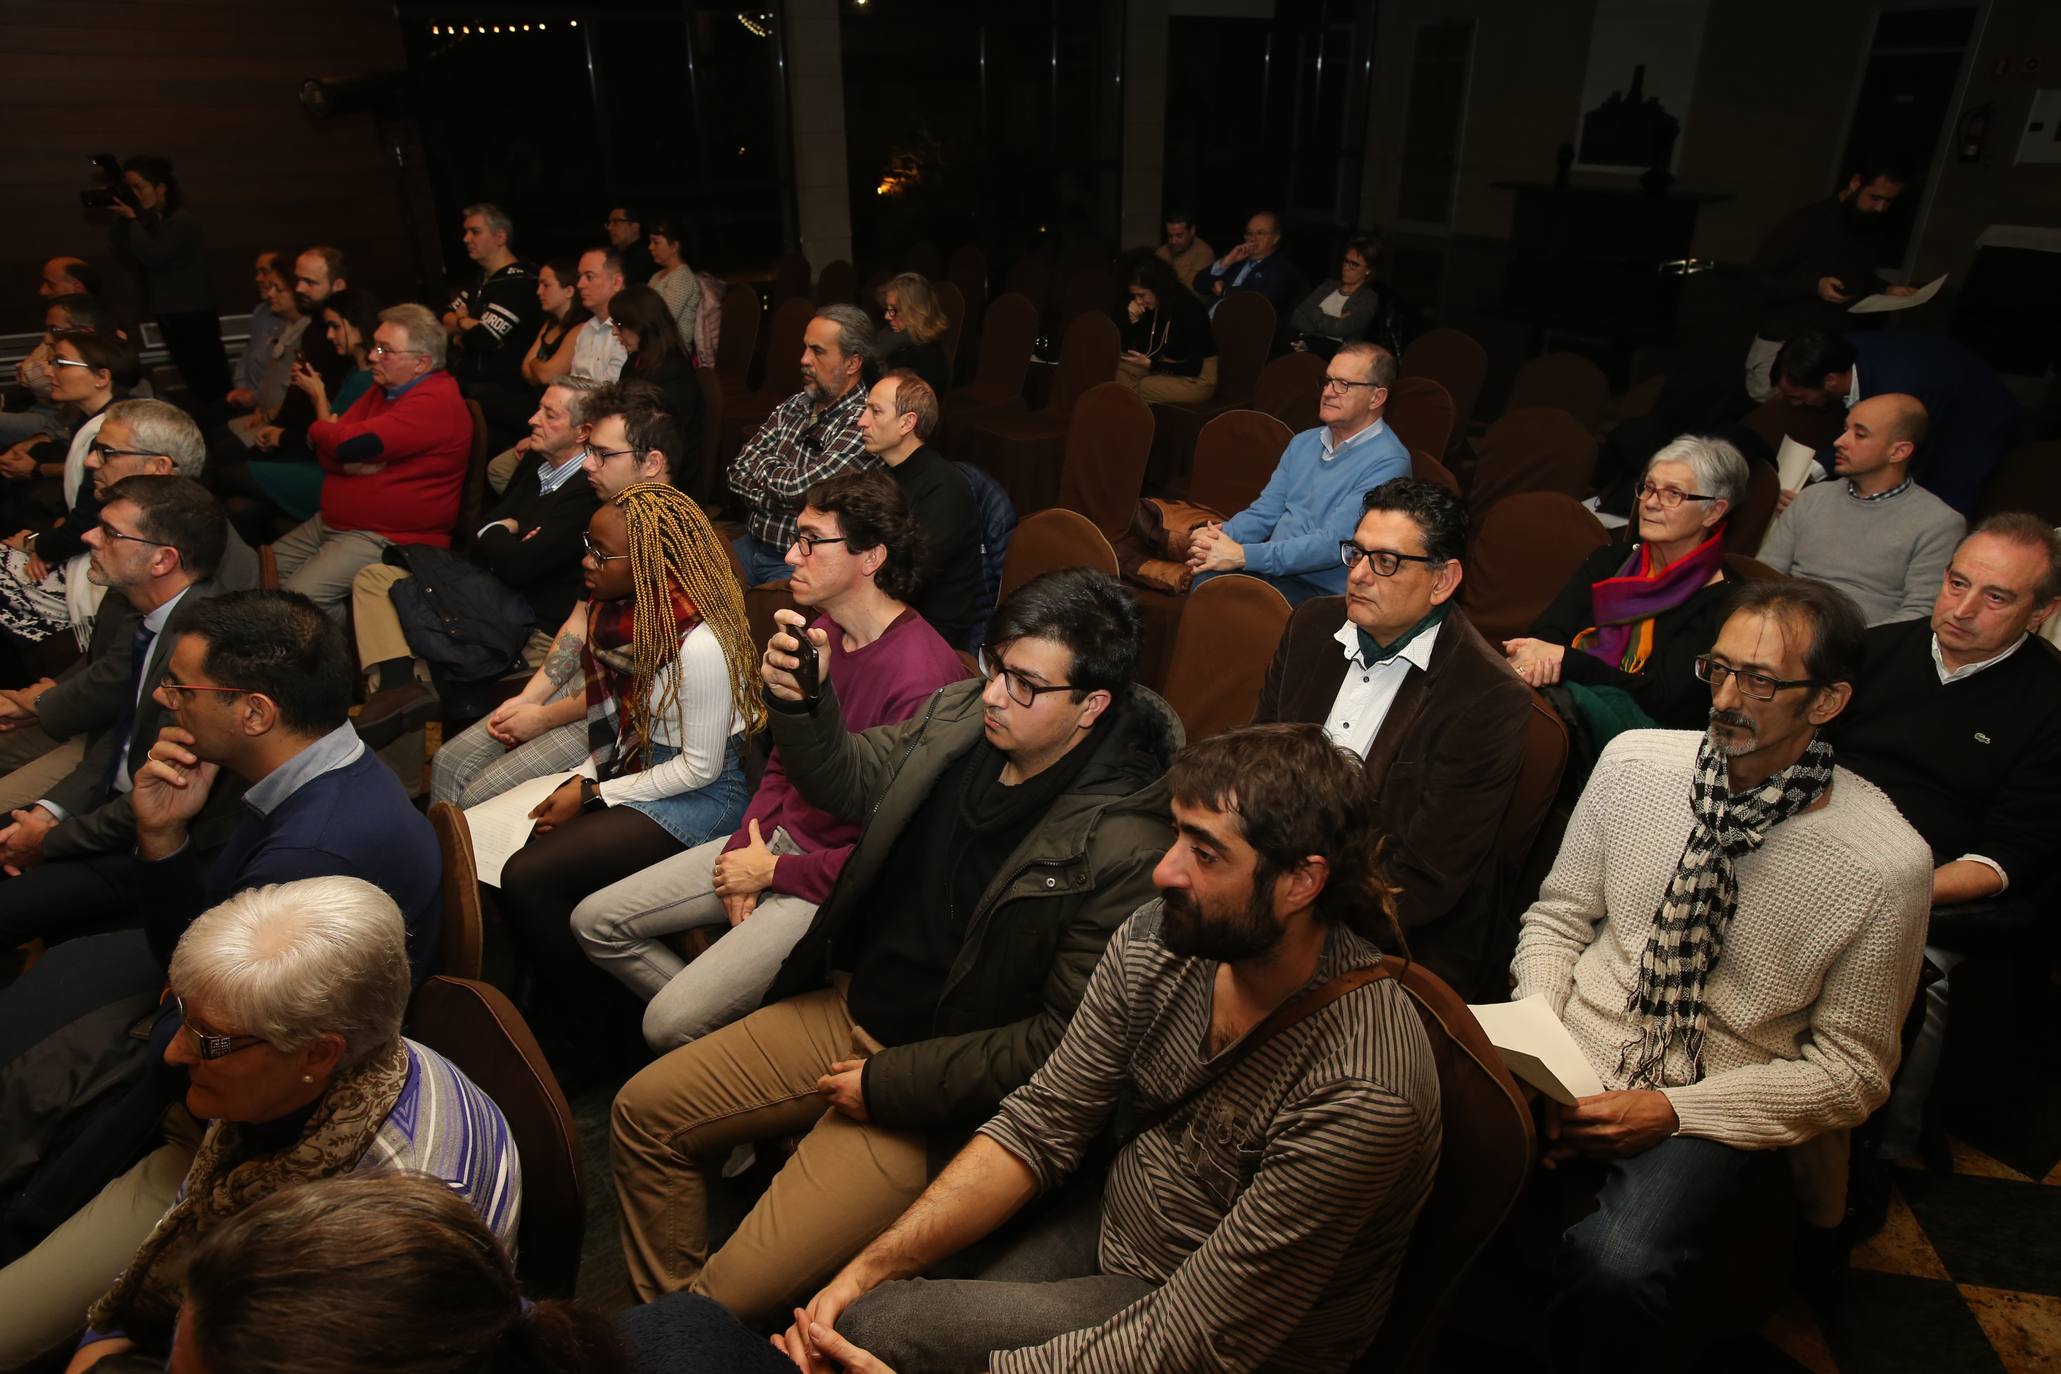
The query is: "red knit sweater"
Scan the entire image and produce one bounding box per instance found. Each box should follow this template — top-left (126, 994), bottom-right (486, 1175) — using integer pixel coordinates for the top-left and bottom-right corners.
top-left (308, 370), bottom-right (472, 546)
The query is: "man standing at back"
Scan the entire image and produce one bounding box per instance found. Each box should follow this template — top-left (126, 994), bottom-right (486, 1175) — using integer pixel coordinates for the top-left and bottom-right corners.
top-left (1186, 341), bottom-right (1410, 604)
top-left (854, 368), bottom-right (982, 647)
top-left (571, 247), bottom-right (630, 384)
top-left (443, 205), bottom-right (539, 450)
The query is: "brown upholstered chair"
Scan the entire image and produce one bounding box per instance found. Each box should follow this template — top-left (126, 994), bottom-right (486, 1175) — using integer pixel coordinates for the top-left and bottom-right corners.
top-left (425, 802), bottom-right (485, 981)
top-left (407, 976), bottom-right (584, 1299)
top-left (1251, 350), bottom-right (1327, 436)
top-left (1399, 327), bottom-right (1488, 437)
top-left (964, 312), bottom-right (1121, 510)
top-left (743, 578), bottom-right (802, 672)
top-left (1056, 264), bottom-right (1114, 331)
top-left (996, 508), bottom-right (1118, 603)
top-left (1055, 381), bottom-right (1156, 540)
top-left (814, 258), bottom-right (856, 307)
top-left (941, 291), bottom-right (1041, 453)
top-left (1189, 410), bottom-right (1294, 517)
top-left (1459, 491), bottom-right (1610, 643)
top-left (1498, 693), bottom-right (1568, 901)
top-left (1002, 256), bottom-right (1052, 318)
top-left (1351, 958), bottom-right (1536, 1372)
top-left (1977, 439), bottom-right (2061, 525)
top-left (1144, 292), bottom-right (1279, 493)
top-left (946, 243), bottom-right (989, 317)
top-left (771, 249), bottom-right (813, 307)
top-left (1387, 376), bottom-right (1457, 463)
top-left (718, 297), bottom-right (815, 469)
top-left (1411, 449), bottom-right (1460, 496)
top-left (1467, 407), bottom-right (1600, 515)
top-left (257, 543), bottom-right (279, 590)
top-left (713, 280), bottom-right (763, 395)
top-left (1724, 552), bottom-right (1787, 583)
top-left (1723, 460), bottom-right (1781, 556)
top-left (691, 366), bottom-right (725, 511)
top-left (456, 400), bottom-right (492, 538)
top-left (1161, 574), bottom-right (1291, 740)
top-left (1505, 351), bottom-right (1610, 431)
top-left (935, 280), bottom-right (968, 378)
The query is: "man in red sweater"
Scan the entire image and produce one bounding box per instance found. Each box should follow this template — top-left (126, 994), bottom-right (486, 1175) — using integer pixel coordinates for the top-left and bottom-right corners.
top-left (269, 302), bottom-right (472, 616)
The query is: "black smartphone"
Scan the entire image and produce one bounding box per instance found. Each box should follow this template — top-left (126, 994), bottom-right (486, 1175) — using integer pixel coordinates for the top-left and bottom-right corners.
top-left (786, 618), bottom-right (819, 699)
top-left (79, 189), bottom-right (116, 210)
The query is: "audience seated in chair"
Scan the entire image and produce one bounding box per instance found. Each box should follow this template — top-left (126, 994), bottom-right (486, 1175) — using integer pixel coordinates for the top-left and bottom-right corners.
top-left (1756, 392), bottom-right (1963, 625)
top-left (876, 272), bottom-right (953, 398)
top-left (856, 369), bottom-right (984, 647)
top-left (351, 375), bottom-right (602, 744)
top-left (609, 284), bottom-right (705, 488)
top-left (573, 471), bottom-right (965, 1049)
top-left (1154, 208), bottom-right (1214, 292)
top-left (218, 249), bottom-right (298, 421)
top-left (610, 568), bottom-right (1178, 1325)
top-left (1506, 580), bottom-right (1930, 1361)
top-left (0, 290), bottom-right (99, 452)
top-left (441, 203), bottom-right (541, 452)
top-left (267, 304), bottom-right (472, 618)
top-left (727, 303), bottom-right (880, 585)
top-left (1255, 477), bottom-right (1538, 1000)
top-left (428, 380), bottom-right (676, 811)
top-left (1114, 254), bottom-right (1218, 403)
top-left (765, 723), bottom-right (1439, 1373)
top-left (1184, 341), bottom-right (1409, 605)
top-left (1287, 231), bottom-right (1411, 358)
top-left (1830, 515), bottom-right (2061, 1221)
top-left (1196, 209), bottom-right (1306, 338)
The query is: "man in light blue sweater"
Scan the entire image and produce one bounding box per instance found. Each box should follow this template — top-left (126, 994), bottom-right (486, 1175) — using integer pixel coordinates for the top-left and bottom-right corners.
top-left (1187, 341), bottom-right (1410, 605)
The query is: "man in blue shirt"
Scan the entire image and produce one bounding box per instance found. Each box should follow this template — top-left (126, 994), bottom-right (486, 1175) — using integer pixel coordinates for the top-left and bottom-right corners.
top-left (1186, 342), bottom-right (1410, 604)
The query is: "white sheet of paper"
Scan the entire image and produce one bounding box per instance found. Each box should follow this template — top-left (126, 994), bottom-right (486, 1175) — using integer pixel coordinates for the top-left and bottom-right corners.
top-left (1848, 273), bottom-right (1947, 315)
top-left (463, 771), bottom-right (577, 888)
top-left (1775, 436), bottom-right (1825, 494)
top-left (1467, 994), bottom-right (1607, 1107)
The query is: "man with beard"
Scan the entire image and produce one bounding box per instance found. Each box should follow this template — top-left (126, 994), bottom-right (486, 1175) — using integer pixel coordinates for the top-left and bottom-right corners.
top-left (1506, 580), bottom-right (1930, 1359)
top-left (774, 722), bottom-right (1440, 1374)
top-left (1742, 152), bottom-right (1914, 401)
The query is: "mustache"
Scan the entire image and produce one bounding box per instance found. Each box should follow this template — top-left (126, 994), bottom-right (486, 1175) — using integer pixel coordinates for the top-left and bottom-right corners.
top-left (1708, 708), bottom-right (1755, 731)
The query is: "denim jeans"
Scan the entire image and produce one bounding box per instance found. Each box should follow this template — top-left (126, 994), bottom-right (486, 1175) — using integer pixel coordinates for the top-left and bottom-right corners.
top-left (733, 534), bottom-right (794, 587)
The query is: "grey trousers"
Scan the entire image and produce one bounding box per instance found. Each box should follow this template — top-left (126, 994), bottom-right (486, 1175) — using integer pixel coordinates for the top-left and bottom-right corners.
top-left (838, 1180), bottom-right (1153, 1374)
top-left (428, 680), bottom-right (587, 809)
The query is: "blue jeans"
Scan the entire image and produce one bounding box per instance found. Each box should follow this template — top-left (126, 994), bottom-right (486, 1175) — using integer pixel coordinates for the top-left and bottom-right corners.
top-left (732, 534), bottom-right (793, 587)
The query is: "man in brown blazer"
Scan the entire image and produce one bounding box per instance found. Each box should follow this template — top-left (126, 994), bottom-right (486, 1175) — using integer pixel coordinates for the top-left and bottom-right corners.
top-left (1254, 477), bottom-right (1555, 999)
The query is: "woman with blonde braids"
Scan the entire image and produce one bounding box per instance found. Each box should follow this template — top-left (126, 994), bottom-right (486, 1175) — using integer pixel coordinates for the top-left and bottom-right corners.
top-left (500, 481), bottom-right (760, 1075)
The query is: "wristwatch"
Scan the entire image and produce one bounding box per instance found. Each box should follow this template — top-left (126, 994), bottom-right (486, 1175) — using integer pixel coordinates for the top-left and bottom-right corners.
top-left (578, 777), bottom-right (607, 814)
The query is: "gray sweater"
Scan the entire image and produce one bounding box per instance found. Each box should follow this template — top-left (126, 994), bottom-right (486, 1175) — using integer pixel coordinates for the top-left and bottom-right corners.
top-left (1755, 478), bottom-right (1964, 625)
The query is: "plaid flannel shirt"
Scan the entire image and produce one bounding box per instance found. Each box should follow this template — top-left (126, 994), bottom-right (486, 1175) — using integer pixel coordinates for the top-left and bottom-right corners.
top-left (727, 384), bottom-right (874, 550)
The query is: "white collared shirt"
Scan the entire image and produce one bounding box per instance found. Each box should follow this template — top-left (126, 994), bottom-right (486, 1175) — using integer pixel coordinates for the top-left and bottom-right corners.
top-left (1320, 616), bottom-right (1442, 759)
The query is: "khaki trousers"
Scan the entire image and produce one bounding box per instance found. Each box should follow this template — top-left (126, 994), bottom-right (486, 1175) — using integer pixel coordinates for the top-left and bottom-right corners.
top-left (1116, 355), bottom-right (1218, 404)
top-left (486, 445), bottom-right (525, 496)
top-left (610, 984), bottom-right (928, 1324)
top-left (0, 735), bottom-right (85, 815)
top-left (351, 562), bottom-right (418, 674)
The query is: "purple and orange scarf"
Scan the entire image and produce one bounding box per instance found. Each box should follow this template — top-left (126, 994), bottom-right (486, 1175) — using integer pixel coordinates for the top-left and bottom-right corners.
top-left (1572, 530), bottom-right (1726, 675)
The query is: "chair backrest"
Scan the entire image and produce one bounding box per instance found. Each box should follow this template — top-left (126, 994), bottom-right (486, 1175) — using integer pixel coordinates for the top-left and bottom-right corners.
top-left (1467, 407), bottom-right (1600, 514)
top-left (1002, 255), bottom-right (1052, 315)
top-left (1190, 409), bottom-right (1293, 516)
top-left (1723, 459), bottom-right (1781, 555)
top-left (1459, 491), bottom-right (1610, 643)
top-left (406, 976), bottom-right (584, 1298)
top-left (1356, 957), bottom-right (1535, 1371)
top-left (1211, 291), bottom-right (1278, 403)
top-left (1505, 350), bottom-right (1610, 430)
top-left (425, 802), bottom-right (484, 981)
top-left (1056, 381), bottom-right (1156, 541)
top-left (1057, 264), bottom-right (1114, 331)
top-left (1162, 574), bottom-right (1292, 740)
top-left (751, 297), bottom-right (817, 406)
top-left (714, 280), bottom-right (763, 389)
top-left (257, 542), bottom-right (279, 590)
top-left (997, 508), bottom-right (1117, 603)
top-left (968, 291), bottom-right (1041, 396)
top-left (1386, 376), bottom-right (1457, 461)
top-left (457, 400), bottom-right (491, 536)
top-left (1411, 448), bottom-right (1461, 496)
top-left (1399, 327), bottom-right (1488, 430)
top-left (1724, 552), bottom-right (1788, 583)
top-left (1978, 438), bottom-right (2061, 525)
top-left (1251, 350), bottom-right (1327, 435)
top-left (814, 258), bottom-right (856, 307)
top-left (935, 279), bottom-right (968, 375)
top-left (947, 243), bottom-right (989, 311)
top-left (1043, 311), bottom-right (1121, 418)
top-left (772, 249), bottom-right (813, 306)
top-left (744, 578), bottom-right (802, 671)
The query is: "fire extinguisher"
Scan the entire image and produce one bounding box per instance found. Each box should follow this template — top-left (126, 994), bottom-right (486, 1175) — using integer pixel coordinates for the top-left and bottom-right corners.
top-left (1958, 102), bottom-right (1992, 163)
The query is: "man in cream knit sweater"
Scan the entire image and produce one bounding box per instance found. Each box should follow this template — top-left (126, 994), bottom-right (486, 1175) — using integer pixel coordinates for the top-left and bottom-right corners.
top-left (1511, 578), bottom-right (1931, 1356)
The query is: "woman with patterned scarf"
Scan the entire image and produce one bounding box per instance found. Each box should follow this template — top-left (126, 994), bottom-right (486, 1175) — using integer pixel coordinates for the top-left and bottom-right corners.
top-left (1503, 435), bottom-right (1748, 783)
top-left (500, 482), bottom-right (762, 1074)
top-left (51, 878), bottom-right (518, 1373)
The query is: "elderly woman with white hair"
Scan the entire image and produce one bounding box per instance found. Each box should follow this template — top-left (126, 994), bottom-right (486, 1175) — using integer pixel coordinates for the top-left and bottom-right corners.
top-left (1503, 434), bottom-right (1747, 741)
top-left (10, 876), bottom-right (520, 1373)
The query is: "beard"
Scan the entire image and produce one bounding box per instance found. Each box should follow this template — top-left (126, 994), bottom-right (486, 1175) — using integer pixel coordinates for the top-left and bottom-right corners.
top-left (1160, 881), bottom-right (1283, 963)
top-left (1706, 706), bottom-right (1760, 758)
top-left (1839, 198), bottom-right (1889, 236)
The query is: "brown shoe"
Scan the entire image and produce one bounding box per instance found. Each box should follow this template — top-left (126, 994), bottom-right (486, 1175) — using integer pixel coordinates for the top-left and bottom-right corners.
top-left (353, 682), bottom-right (438, 748)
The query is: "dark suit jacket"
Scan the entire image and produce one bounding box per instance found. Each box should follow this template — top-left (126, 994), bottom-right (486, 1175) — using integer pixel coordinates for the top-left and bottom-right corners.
top-left (1255, 600), bottom-right (1537, 1000)
top-left (1198, 252), bottom-right (1307, 345)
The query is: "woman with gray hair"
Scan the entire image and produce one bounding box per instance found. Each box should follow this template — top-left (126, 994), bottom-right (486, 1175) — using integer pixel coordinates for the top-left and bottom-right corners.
top-left (1504, 434), bottom-right (1746, 740)
top-left (48, 876), bottom-right (520, 1373)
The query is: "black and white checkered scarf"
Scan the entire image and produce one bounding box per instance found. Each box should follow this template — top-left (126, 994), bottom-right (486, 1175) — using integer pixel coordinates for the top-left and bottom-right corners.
top-left (1617, 732), bottom-right (1836, 1088)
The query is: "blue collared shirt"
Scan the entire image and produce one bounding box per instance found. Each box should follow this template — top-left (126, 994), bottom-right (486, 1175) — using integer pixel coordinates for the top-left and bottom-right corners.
top-left (242, 721), bottom-right (368, 817)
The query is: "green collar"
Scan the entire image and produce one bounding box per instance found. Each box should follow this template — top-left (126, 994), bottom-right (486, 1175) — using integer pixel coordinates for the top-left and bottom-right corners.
top-left (1355, 603), bottom-right (1449, 666)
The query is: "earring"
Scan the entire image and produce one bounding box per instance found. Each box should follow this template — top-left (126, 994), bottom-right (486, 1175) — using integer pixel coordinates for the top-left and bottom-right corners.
top-left (301, 1074), bottom-right (314, 1084)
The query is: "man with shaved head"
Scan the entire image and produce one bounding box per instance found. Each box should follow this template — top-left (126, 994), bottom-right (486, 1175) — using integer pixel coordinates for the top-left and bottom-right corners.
top-left (1756, 391), bottom-right (1963, 625)
top-left (38, 257), bottom-right (97, 301)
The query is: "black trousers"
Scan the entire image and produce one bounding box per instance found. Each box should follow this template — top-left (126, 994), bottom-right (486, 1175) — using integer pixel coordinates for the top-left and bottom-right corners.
top-left (154, 309), bottom-right (231, 425)
top-left (0, 850), bottom-right (151, 949)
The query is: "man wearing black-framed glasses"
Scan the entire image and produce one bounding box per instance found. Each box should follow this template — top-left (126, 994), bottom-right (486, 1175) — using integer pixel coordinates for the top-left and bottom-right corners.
top-left (1185, 340), bottom-right (1409, 606)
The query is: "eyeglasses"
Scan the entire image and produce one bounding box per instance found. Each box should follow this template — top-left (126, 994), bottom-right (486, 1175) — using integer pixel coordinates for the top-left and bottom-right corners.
top-left (581, 444), bottom-right (643, 464)
top-left (604, 215), bottom-right (634, 227)
top-left (790, 531), bottom-right (848, 557)
top-left (1321, 374), bottom-right (1383, 393)
top-left (173, 997), bottom-right (267, 1061)
top-left (1637, 482), bottom-right (1715, 511)
top-left (1339, 541), bottom-right (1442, 576)
top-left (368, 342), bottom-right (423, 359)
top-left (95, 520), bottom-right (164, 548)
top-left (976, 644), bottom-right (1076, 709)
top-left (581, 532), bottom-right (628, 563)
top-left (159, 673), bottom-right (252, 702)
top-left (882, 303), bottom-right (901, 319)
top-left (87, 441), bottom-right (166, 464)
top-left (50, 356), bottom-right (97, 371)
top-left (1692, 655), bottom-right (1819, 702)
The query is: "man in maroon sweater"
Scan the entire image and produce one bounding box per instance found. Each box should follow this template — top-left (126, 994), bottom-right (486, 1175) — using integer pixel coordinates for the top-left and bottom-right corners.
top-left (269, 303), bottom-right (472, 616)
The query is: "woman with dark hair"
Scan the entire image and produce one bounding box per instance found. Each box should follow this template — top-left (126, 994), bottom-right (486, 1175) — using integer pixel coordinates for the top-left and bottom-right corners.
top-left (106, 156), bottom-right (230, 416)
top-left (1288, 233), bottom-right (1412, 357)
top-left (1115, 252), bottom-right (1217, 402)
top-left (608, 285), bottom-right (703, 488)
top-left (875, 272), bottom-right (951, 395)
top-left (242, 288), bottom-right (382, 527)
top-left (646, 214), bottom-right (704, 358)
top-left (521, 257), bottom-right (588, 391)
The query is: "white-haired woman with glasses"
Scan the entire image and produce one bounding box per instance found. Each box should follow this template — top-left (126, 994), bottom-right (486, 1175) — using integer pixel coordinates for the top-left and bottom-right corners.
top-left (1503, 435), bottom-right (1747, 740)
top-left (6, 876), bottom-right (519, 1373)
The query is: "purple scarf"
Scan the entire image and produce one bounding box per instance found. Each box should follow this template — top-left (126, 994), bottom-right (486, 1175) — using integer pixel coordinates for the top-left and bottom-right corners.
top-left (1573, 530), bottom-right (1727, 675)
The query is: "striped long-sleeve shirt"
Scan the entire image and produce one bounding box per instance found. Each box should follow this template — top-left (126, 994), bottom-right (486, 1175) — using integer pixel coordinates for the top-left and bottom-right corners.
top-left (360, 1037), bottom-right (524, 1249)
top-left (979, 906), bottom-right (1440, 1374)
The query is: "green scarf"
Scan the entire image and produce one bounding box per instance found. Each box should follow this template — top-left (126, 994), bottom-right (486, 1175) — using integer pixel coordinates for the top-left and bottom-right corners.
top-left (1355, 603), bottom-right (1449, 667)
